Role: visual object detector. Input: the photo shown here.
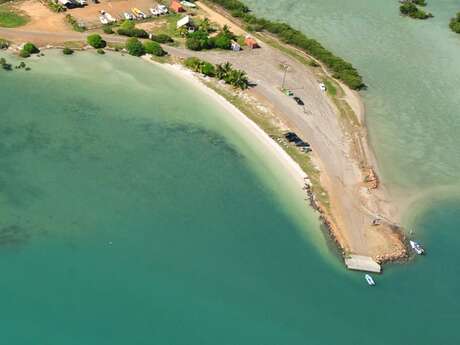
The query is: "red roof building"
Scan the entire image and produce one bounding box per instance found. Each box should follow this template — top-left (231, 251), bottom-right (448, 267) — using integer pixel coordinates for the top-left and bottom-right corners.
top-left (170, 0), bottom-right (185, 13)
top-left (244, 36), bottom-right (259, 49)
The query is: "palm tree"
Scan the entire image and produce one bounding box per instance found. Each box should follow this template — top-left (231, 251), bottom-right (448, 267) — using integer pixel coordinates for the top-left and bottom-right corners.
top-left (199, 18), bottom-right (211, 33)
top-left (215, 64), bottom-right (226, 80)
top-left (228, 69), bottom-right (249, 90)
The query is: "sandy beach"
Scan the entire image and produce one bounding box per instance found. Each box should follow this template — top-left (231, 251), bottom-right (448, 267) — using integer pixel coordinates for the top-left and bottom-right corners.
top-left (143, 56), bottom-right (309, 190)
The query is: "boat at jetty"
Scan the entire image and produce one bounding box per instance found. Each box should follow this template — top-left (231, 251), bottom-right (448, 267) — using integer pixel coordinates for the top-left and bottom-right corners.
top-left (365, 274), bottom-right (375, 286)
top-left (410, 240), bottom-right (425, 255)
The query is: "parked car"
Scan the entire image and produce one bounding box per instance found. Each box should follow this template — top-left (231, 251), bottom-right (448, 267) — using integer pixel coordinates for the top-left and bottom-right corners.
top-left (293, 96), bottom-right (304, 105)
top-left (319, 82), bottom-right (327, 92)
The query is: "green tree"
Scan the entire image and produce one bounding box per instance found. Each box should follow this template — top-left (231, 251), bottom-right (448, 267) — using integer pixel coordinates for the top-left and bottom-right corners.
top-left (125, 37), bottom-right (145, 56)
top-left (198, 18), bottom-right (211, 32)
top-left (63, 47), bottom-right (74, 55)
top-left (143, 41), bottom-right (166, 56)
top-left (87, 34), bottom-right (106, 49)
top-left (449, 12), bottom-right (460, 33)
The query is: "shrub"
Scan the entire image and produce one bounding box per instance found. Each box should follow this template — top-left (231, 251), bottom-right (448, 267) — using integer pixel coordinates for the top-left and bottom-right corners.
top-left (125, 37), bottom-right (145, 56)
top-left (400, 3), bottom-right (432, 19)
top-left (449, 12), bottom-right (460, 34)
top-left (186, 30), bottom-right (214, 50)
top-left (151, 34), bottom-right (173, 44)
top-left (19, 42), bottom-right (39, 58)
top-left (143, 41), bottom-right (166, 56)
top-left (23, 42), bottom-right (39, 54)
top-left (117, 27), bottom-right (148, 38)
top-left (87, 34), bottom-right (106, 48)
top-left (19, 50), bottom-right (30, 58)
top-left (65, 14), bottom-right (86, 32)
top-left (103, 25), bottom-right (114, 34)
top-left (212, 32), bottom-right (232, 49)
top-left (63, 47), bottom-right (74, 55)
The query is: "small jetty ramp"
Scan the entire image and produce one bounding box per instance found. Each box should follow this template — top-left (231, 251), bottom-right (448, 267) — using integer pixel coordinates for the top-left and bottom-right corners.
top-left (345, 255), bottom-right (381, 273)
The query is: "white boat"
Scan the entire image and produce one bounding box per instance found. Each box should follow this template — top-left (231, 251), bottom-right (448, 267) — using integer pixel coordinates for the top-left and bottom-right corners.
top-left (150, 8), bottom-right (161, 16)
top-left (123, 12), bottom-right (133, 20)
top-left (158, 5), bottom-right (168, 14)
top-left (365, 274), bottom-right (375, 286)
top-left (181, 0), bottom-right (197, 8)
top-left (105, 12), bottom-right (117, 23)
top-left (410, 240), bottom-right (425, 255)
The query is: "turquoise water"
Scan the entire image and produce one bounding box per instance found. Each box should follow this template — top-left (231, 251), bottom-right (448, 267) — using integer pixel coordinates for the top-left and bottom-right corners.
top-left (0, 48), bottom-right (459, 344)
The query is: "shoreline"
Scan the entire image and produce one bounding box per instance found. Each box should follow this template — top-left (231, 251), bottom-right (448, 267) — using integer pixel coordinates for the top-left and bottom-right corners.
top-left (143, 56), bottom-right (309, 190)
top-left (0, 0), bottom-right (409, 269)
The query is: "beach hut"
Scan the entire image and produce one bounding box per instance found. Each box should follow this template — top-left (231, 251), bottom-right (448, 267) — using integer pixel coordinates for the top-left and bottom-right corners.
top-left (170, 0), bottom-right (185, 13)
top-left (231, 41), bottom-right (241, 52)
top-left (244, 36), bottom-right (259, 49)
top-left (176, 15), bottom-right (195, 33)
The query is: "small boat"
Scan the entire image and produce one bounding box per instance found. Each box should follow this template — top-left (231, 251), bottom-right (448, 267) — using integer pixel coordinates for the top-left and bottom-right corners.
top-left (410, 240), bottom-right (425, 255)
top-left (365, 274), bottom-right (375, 286)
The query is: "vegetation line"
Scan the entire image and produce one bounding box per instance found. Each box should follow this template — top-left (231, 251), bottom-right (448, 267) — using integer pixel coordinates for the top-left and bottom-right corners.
top-left (204, 0), bottom-right (364, 90)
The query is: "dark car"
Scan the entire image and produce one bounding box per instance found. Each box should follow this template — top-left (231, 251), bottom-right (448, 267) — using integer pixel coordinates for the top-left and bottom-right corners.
top-left (293, 96), bottom-right (304, 106)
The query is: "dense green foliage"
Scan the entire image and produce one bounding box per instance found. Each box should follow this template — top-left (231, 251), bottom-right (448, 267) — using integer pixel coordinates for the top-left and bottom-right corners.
top-left (184, 57), bottom-right (249, 89)
top-left (186, 25), bottom-right (235, 51)
top-left (186, 30), bottom-right (214, 50)
top-left (63, 47), bottom-right (74, 55)
top-left (143, 41), bottom-right (166, 56)
top-left (19, 42), bottom-right (39, 58)
top-left (151, 34), bottom-right (173, 44)
top-left (87, 34), bottom-right (106, 49)
top-left (0, 9), bottom-right (29, 28)
top-left (206, 0), bottom-right (364, 89)
top-left (125, 37), bottom-right (145, 56)
top-left (449, 12), bottom-right (460, 33)
top-left (65, 14), bottom-right (86, 32)
top-left (400, 3), bottom-right (433, 19)
top-left (103, 25), bottom-right (114, 34)
top-left (116, 20), bottom-right (148, 38)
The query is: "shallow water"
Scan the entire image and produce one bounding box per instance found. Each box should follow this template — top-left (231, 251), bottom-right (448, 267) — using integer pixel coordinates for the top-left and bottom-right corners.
top-left (0, 48), bottom-right (458, 344)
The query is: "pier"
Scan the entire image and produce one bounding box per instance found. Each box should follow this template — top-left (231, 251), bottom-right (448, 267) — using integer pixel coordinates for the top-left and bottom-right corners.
top-left (345, 255), bottom-right (381, 273)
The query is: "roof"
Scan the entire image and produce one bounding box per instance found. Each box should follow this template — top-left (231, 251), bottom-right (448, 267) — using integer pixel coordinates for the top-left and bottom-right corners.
top-left (177, 15), bottom-right (191, 28)
top-left (170, 0), bottom-right (184, 12)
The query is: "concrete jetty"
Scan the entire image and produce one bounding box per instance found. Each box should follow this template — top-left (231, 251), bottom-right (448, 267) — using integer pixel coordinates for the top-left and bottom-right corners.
top-left (345, 255), bottom-right (381, 273)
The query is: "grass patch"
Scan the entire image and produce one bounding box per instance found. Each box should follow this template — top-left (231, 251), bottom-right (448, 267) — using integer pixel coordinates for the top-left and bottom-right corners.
top-left (63, 41), bottom-right (86, 49)
top-left (323, 78), bottom-right (337, 97)
top-left (0, 8), bottom-right (29, 28)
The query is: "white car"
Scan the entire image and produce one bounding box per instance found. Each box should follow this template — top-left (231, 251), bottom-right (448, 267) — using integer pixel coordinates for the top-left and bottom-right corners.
top-left (99, 15), bottom-right (109, 24)
top-left (319, 82), bottom-right (327, 92)
top-left (158, 5), bottom-right (168, 14)
top-left (123, 12), bottom-right (133, 20)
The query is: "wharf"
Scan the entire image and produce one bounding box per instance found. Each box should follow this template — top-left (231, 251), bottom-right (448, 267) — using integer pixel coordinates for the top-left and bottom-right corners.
top-left (345, 255), bottom-right (381, 273)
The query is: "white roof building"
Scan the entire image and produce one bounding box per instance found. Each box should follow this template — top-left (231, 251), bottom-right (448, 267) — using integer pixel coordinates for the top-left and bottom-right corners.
top-left (177, 15), bottom-right (193, 29)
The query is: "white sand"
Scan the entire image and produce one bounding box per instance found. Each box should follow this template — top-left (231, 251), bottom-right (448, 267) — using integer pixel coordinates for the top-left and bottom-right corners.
top-left (141, 56), bottom-right (308, 189)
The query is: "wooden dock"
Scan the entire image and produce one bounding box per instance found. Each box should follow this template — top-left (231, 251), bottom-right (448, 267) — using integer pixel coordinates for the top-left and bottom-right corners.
top-left (345, 255), bottom-right (381, 273)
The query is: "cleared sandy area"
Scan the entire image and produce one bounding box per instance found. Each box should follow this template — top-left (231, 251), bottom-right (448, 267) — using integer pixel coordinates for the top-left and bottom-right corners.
top-left (70, 0), bottom-right (155, 28)
top-left (17, 0), bottom-right (69, 32)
